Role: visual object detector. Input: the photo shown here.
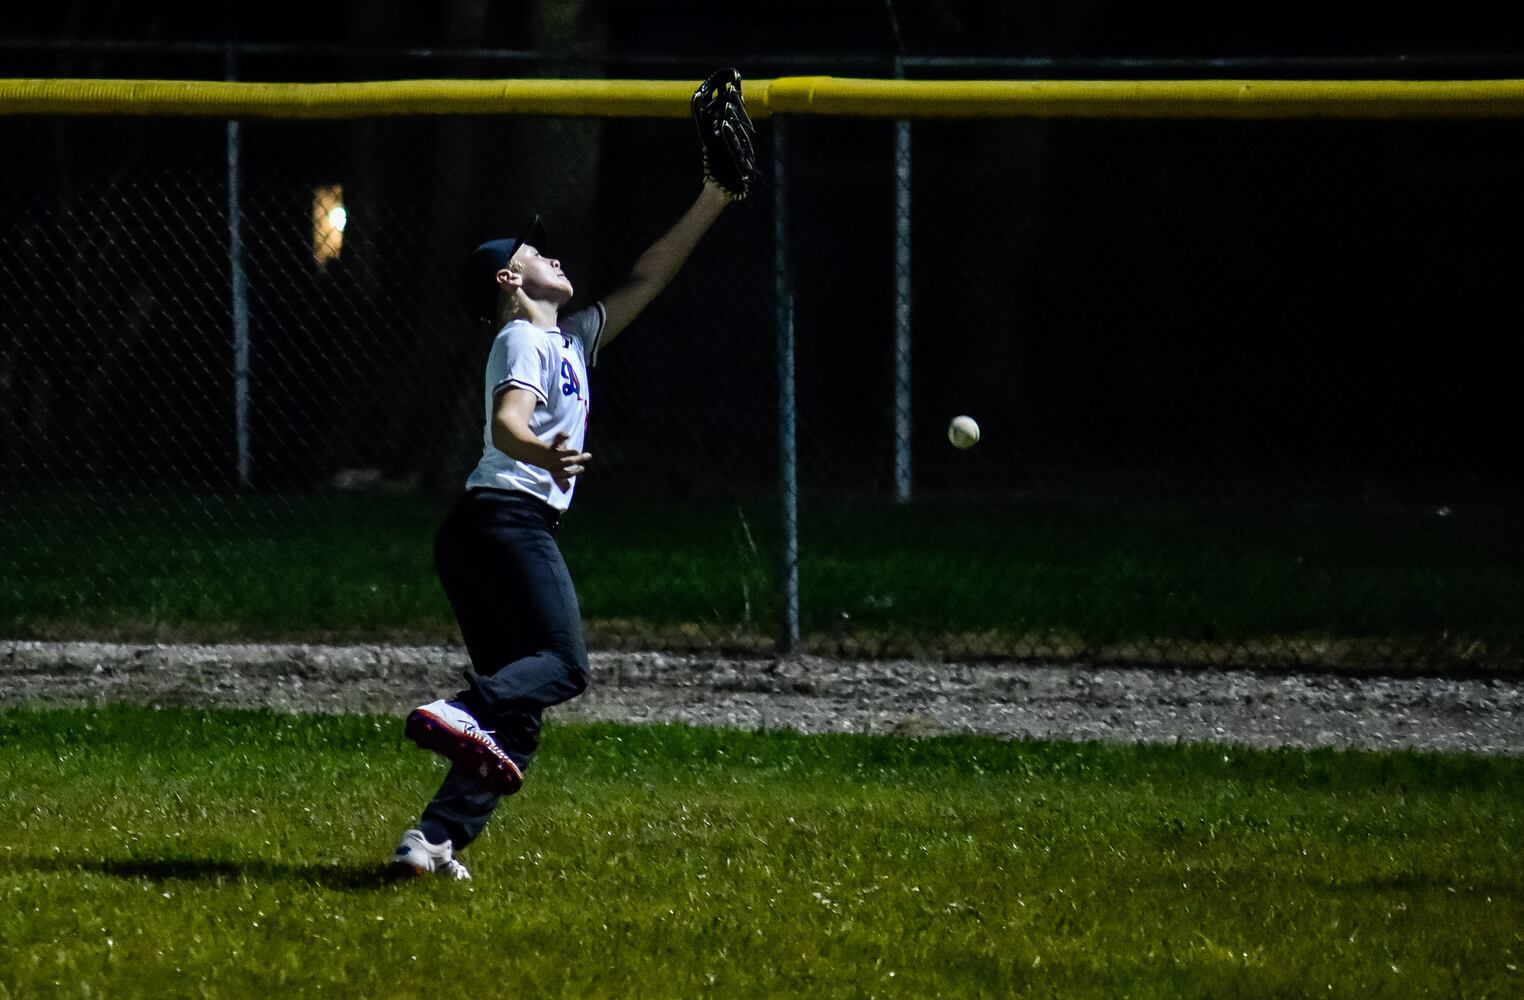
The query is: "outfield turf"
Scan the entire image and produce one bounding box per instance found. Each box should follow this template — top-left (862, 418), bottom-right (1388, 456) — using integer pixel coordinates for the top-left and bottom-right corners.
top-left (1, 706), bottom-right (1519, 998)
top-left (2, 491), bottom-right (1521, 667)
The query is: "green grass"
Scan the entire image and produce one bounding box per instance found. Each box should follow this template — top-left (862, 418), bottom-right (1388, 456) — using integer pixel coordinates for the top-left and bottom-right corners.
top-left (0, 706), bottom-right (1519, 998)
top-left (2, 490), bottom-right (1521, 668)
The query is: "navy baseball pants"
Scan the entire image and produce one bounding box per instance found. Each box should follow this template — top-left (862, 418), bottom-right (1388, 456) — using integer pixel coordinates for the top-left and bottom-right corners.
top-left (418, 488), bottom-right (590, 850)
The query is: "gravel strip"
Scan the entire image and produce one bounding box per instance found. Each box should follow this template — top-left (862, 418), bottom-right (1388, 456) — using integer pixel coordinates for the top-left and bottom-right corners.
top-left (3, 640), bottom-right (1520, 755)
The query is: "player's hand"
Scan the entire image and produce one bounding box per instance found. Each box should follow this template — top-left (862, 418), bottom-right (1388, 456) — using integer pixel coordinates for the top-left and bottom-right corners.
top-left (544, 431), bottom-right (592, 491)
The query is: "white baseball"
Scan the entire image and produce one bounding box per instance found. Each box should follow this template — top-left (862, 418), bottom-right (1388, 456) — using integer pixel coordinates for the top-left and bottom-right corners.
top-left (947, 415), bottom-right (980, 449)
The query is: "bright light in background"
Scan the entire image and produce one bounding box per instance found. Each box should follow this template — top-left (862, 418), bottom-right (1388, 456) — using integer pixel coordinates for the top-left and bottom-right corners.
top-left (313, 184), bottom-right (344, 268)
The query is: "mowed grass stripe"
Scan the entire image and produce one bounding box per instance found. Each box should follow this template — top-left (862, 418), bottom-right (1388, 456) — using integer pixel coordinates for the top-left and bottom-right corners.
top-left (1, 706), bottom-right (1520, 998)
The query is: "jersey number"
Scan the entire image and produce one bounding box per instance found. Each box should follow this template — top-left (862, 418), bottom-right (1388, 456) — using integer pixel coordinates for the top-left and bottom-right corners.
top-left (560, 359), bottom-right (582, 399)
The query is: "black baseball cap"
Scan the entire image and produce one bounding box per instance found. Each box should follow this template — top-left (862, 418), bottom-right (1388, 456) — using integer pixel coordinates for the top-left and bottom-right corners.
top-left (462, 215), bottom-right (548, 322)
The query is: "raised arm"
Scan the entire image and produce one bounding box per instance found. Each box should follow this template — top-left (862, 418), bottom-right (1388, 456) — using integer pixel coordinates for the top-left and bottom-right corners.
top-left (599, 181), bottom-right (732, 347)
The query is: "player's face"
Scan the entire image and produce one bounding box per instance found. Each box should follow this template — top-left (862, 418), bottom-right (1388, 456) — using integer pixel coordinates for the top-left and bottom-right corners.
top-left (510, 245), bottom-right (574, 304)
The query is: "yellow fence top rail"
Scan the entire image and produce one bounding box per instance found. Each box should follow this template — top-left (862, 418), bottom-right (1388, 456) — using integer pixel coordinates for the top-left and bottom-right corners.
top-left (4, 76), bottom-right (1524, 119)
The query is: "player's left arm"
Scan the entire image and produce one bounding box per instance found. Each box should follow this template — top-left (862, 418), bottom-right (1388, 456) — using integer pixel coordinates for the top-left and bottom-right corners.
top-left (599, 181), bottom-right (732, 347)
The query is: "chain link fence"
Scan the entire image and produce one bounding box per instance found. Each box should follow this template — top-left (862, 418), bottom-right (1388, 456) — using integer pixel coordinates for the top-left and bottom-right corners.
top-left (2, 100), bottom-right (1520, 671)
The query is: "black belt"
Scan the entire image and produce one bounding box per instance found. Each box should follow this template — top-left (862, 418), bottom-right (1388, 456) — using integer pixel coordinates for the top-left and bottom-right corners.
top-left (466, 486), bottom-right (564, 532)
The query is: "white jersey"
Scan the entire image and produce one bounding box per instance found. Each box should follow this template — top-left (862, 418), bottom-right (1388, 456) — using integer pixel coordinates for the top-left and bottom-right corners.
top-left (465, 303), bottom-right (604, 511)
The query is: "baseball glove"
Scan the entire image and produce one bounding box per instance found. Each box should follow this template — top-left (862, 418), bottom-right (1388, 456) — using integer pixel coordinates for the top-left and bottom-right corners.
top-left (691, 67), bottom-right (757, 200)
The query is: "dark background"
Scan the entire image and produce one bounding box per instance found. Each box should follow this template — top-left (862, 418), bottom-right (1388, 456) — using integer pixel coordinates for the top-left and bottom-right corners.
top-left (2, 2), bottom-right (1522, 502)
top-left (3, 2), bottom-right (1524, 63)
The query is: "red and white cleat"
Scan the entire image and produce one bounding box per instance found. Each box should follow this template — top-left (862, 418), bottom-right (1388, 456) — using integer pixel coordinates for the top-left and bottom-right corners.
top-left (404, 699), bottom-right (524, 796)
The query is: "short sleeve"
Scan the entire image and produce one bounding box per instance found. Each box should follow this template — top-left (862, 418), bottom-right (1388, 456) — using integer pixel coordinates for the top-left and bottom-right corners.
top-left (558, 302), bottom-right (606, 367)
top-left (494, 325), bottom-right (553, 404)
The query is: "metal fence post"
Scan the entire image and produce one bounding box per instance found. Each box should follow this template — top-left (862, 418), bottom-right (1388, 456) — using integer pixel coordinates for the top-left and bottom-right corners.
top-left (226, 45), bottom-right (251, 488)
top-left (893, 112), bottom-right (913, 502)
top-left (774, 116), bottom-right (800, 653)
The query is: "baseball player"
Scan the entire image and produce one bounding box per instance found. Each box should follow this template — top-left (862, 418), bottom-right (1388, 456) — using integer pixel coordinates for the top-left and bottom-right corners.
top-left (388, 178), bottom-right (739, 879)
